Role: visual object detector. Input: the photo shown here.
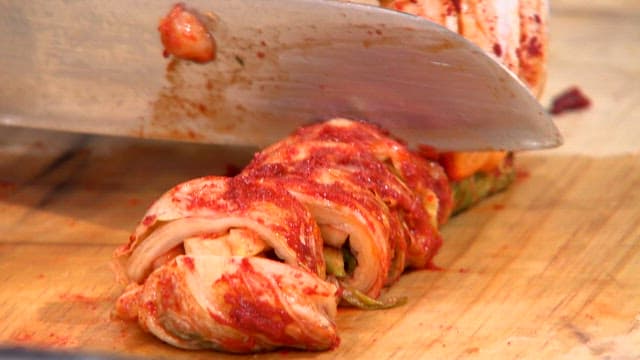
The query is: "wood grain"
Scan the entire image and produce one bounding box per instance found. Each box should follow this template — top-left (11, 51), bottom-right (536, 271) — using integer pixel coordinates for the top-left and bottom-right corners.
top-left (1, 0), bottom-right (639, 359)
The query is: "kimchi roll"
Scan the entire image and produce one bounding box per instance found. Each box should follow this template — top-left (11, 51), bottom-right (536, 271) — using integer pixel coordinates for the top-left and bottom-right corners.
top-left (113, 176), bottom-right (338, 351)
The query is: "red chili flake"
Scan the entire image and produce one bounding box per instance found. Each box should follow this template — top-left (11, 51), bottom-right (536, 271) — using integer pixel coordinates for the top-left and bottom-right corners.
top-left (127, 198), bottom-right (141, 206)
top-left (451, 0), bottom-right (461, 12)
top-left (526, 36), bottom-right (542, 57)
top-left (142, 214), bottom-right (157, 226)
top-left (256, 51), bottom-right (265, 59)
top-left (533, 14), bottom-right (541, 24)
top-left (516, 168), bottom-right (530, 180)
top-left (144, 301), bottom-right (158, 317)
top-left (303, 284), bottom-right (321, 296)
top-left (458, 268), bottom-right (469, 273)
top-left (550, 86), bottom-right (592, 115)
top-left (492, 43), bottom-right (502, 57)
top-left (182, 256), bottom-right (195, 272)
top-left (492, 204), bottom-right (505, 211)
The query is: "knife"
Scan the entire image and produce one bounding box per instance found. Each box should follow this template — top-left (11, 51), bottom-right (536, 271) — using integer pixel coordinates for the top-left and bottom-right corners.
top-left (0, 0), bottom-right (561, 151)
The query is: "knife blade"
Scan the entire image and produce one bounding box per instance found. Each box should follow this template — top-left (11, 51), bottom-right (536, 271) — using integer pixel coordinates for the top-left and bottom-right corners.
top-left (0, 0), bottom-right (561, 151)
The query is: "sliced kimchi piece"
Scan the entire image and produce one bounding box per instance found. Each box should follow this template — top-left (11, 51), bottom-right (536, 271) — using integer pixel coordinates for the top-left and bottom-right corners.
top-left (248, 140), bottom-right (408, 280)
top-left (114, 176), bottom-right (324, 283)
top-left (158, 3), bottom-right (216, 63)
top-left (450, 154), bottom-right (515, 214)
top-left (279, 118), bottom-right (452, 227)
top-left (115, 255), bottom-right (339, 352)
top-left (244, 163), bottom-right (393, 299)
top-left (246, 118), bottom-right (451, 282)
top-left (438, 151), bottom-right (508, 181)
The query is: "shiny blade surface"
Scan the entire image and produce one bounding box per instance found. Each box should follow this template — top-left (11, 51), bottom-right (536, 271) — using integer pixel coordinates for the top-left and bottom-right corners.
top-left (0, 0), bottom-right (561, 150)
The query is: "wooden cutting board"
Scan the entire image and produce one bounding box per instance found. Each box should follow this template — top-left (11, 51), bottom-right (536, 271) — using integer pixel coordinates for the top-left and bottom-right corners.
top-left (1, 132), bottom-right (639, 359)
top-left (1, 1), bottom-right (639, 358)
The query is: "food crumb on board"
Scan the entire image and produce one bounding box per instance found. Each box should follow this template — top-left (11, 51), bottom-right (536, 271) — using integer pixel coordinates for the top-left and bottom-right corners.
top-left (550, 86), bottom-right (592, 115)
top-left (492, 203), bottom-right (505, 211)
top-left (465, 347), bottom-right (480, 354)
